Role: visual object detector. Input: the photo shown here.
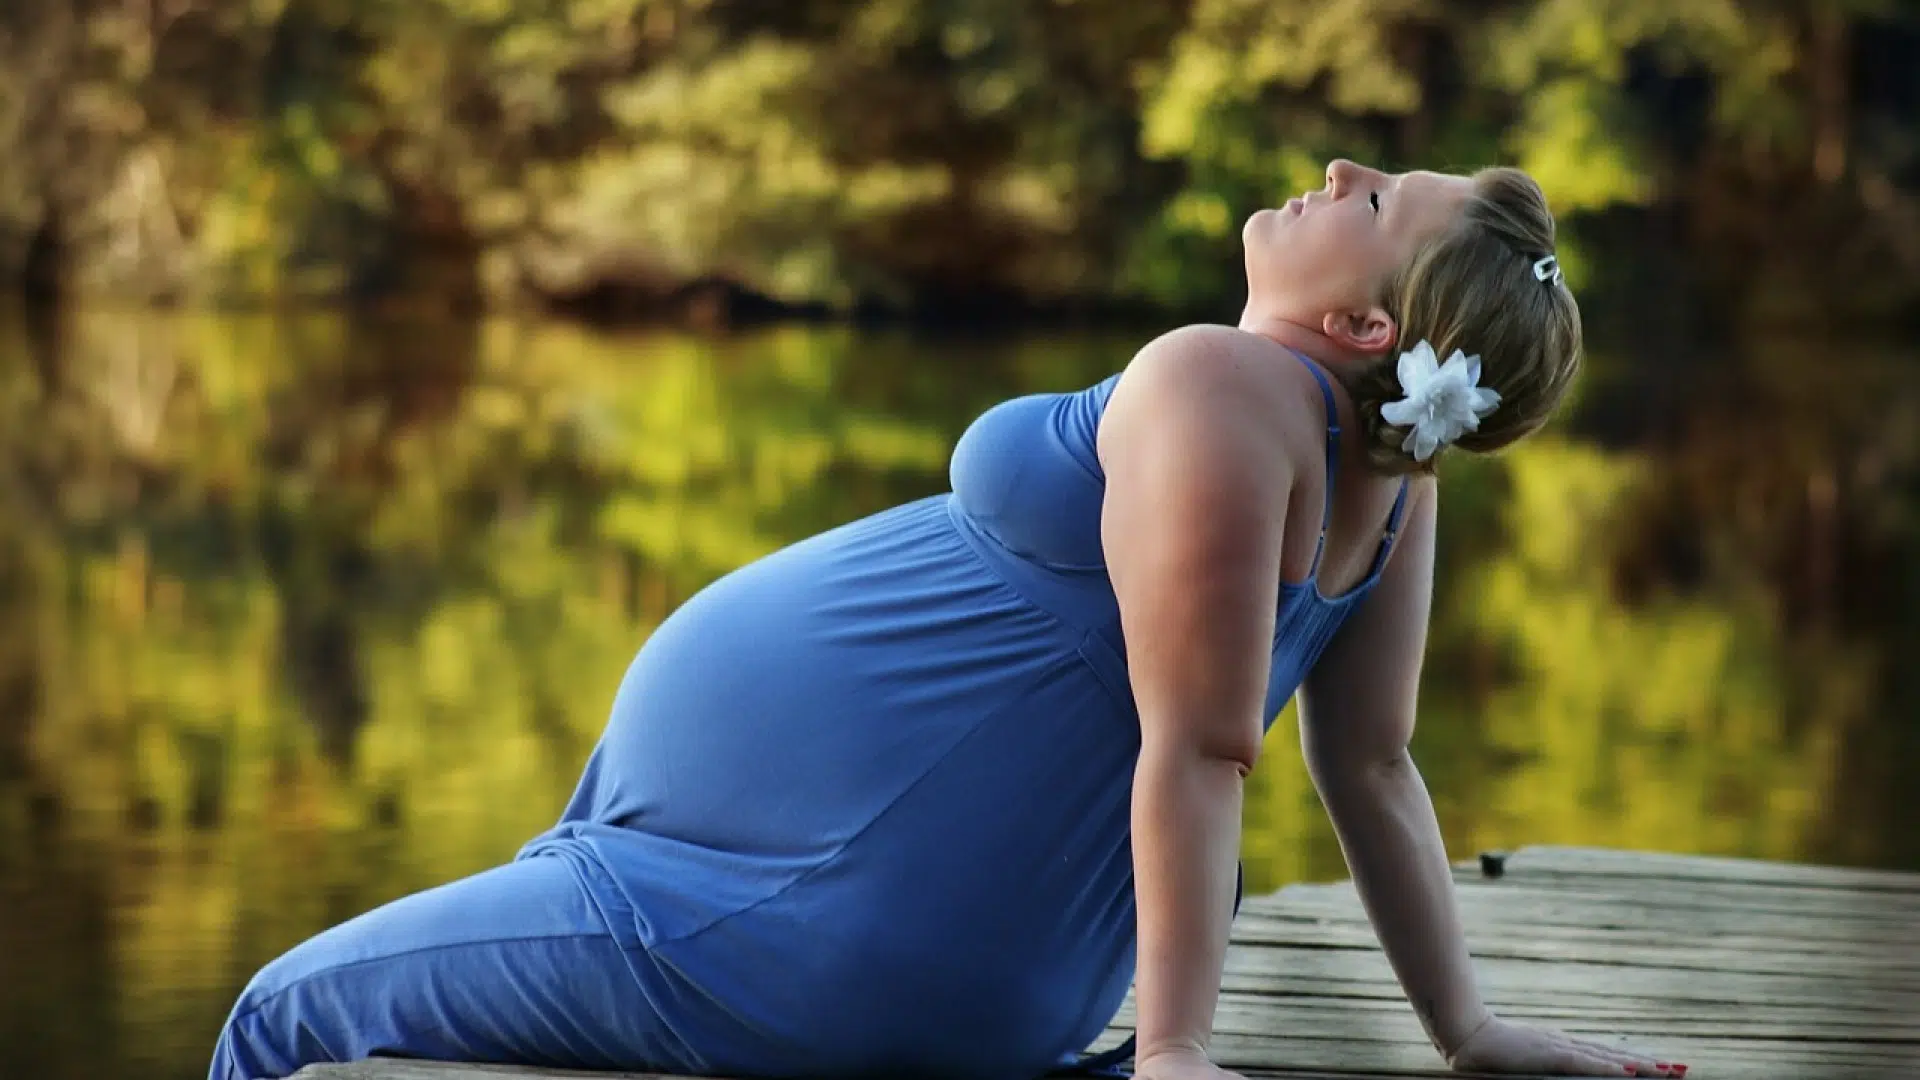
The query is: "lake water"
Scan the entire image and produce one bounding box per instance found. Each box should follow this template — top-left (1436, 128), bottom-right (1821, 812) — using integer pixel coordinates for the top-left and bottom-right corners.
top-left (1, 306), bottom-right (1914, 1080)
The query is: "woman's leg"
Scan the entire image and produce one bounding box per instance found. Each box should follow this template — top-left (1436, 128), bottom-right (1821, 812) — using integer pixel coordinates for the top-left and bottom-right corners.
top-left (209, 853), bottom-right (683, 1080)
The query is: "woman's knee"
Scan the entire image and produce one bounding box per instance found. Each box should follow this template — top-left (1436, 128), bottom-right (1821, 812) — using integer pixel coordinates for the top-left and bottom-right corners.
top-left (207, 936), bottom-right (363, 1080)
top-left (210, 1002), bottom-right (296, 1080)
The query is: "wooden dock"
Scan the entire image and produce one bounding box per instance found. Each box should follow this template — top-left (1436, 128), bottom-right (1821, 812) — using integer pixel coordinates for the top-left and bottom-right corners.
top-left (297, 846), bottom-right (1920, 1080)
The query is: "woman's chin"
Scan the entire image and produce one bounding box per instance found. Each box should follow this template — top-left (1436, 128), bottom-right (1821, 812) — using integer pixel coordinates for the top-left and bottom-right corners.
top-left (1242, 208), bottom-right (1277, 246)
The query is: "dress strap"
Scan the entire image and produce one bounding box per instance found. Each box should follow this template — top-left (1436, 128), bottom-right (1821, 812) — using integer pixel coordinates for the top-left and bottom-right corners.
top-left (1285, 349), bottom-right (1341, 580)
top-left (1366, 478), bottom-right (1411, 578)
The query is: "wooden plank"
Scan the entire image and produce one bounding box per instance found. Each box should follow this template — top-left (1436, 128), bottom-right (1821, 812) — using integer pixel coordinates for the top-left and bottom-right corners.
top-left (1108, 995), bottom-right (1920, 1049)
top-left (1240, 910), bottom-right (1915, 963)
top-left (1490, 846), bottom-right (1920, 894)
top-left (1239, 899), bottom-right (1920, 955)
top-left (1215, 971), bottom-right (1920, 1019)
top-left (1220, 944), bottom-right (1920, 1012)
top-left (1230, 914), bottom-right (1920, 976)
top-left (1427, 880), bottom-right (1920, 928)
top-left (1221, 930), bottom-right (1912, 991)
top-left (292, 846), bottom-right (1920, 1080)
top-left (1138, 989), bottom-right (1920, 1040)
top-left (1198, 1029), bottom-right (1920, 1080)
top-left (1354, 874), bottom-right (1920, 926)
top-left (1263, 881), bottom-right (1920, 941)
top-left (1292, 869), bottom-right (1920, 919)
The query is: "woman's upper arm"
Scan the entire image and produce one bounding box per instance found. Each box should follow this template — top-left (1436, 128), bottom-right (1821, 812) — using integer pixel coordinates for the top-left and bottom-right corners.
top-left (1298, 477), bottom-right (1439, 767)
top-left (1098, 326), bottom-right (1304, 769)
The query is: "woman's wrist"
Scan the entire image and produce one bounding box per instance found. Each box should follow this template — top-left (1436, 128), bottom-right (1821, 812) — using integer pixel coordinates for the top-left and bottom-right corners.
top-left (1136, 1036), bottom-right (1211, 1067)
top-left (1440, 1009), bottom-right (1498, 1064)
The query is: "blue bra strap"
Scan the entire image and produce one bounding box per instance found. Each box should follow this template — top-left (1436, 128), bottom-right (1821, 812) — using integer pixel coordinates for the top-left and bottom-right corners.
top-left (1367, 478), bottom-right (1411, 577)
top-left (1051, 863), bottom-right (1247, 1078)
top-left (1284, 349), bottom-right (1341, 580)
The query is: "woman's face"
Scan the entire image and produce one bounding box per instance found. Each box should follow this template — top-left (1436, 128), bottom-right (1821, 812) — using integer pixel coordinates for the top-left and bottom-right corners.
top-left (1243, 159), bottom-right (1474, 352)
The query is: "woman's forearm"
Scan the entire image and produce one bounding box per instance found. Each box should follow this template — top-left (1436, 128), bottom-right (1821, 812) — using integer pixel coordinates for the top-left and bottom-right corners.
top-left (1130, 741), bottom-right (1246, 1057)
top-left (1309, 749), bottom-right (1491, 1059)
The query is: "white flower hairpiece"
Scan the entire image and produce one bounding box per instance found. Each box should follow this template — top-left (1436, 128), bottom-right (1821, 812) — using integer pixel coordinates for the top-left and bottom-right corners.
top-left (1378, 340), bottom-right (1502, 462)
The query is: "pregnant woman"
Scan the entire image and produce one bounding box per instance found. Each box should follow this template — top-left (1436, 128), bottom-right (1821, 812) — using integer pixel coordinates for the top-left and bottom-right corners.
top-left (211, 160), bottom-right (1681, 1080)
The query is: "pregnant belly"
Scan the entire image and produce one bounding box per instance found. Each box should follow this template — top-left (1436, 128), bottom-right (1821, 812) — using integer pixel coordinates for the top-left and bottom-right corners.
top-left (585, 496), bottom-right (1092, 858)
top-left (568, 496), bottom-right (1143, 1075)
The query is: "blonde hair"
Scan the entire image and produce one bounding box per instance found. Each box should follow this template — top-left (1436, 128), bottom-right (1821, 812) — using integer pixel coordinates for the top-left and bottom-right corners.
top-left (1342, 167), bottom-right (1583, 475)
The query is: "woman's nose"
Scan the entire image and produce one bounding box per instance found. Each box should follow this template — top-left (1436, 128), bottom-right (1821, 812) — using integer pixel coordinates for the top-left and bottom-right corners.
top-left (1325, 159), bottom-right (1360, 197)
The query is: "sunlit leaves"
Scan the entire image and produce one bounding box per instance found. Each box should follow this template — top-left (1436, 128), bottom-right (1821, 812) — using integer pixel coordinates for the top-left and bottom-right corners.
top-left (3, 0), bottom-right (1910, 315)
top-left (1506, 79), bottom-right (1655, 212)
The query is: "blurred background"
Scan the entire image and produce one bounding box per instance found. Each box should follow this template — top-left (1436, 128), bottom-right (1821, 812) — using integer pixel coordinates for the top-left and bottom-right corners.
top-left (1, 1), bottom-right (1917, 1077)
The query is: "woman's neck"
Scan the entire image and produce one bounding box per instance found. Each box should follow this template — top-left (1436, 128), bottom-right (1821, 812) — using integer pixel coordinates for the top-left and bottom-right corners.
top-left (1237, 309), bottom-right (1362, 371)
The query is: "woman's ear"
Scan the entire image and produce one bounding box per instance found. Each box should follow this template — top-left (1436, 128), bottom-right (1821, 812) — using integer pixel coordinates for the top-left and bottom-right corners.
top-left (1321, 306), bottom-right (1398, 356)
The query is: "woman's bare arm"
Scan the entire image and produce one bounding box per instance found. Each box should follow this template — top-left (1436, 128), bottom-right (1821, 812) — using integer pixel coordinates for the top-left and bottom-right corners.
top-left (1295, 480), bottom-right (1494, 1061)
top-left (1098, 325), bottom-right (1307, 1060)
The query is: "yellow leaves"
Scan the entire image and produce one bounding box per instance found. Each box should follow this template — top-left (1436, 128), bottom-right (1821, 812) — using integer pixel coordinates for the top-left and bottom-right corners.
top-left (16, 0), bottom-right (1909, 315)
top-left (604, 38), bottom-right (816, 135)
top-left (1707, 18), bottom-right (1802, 145)
top-left (1143, 0), bottom-right (1433, 161)
top-left (1138, 39), bottom-right (1232, 160)
top-left (1482, 0), bottom-right (1622, 86)
top-left (985, 165), bottom-right (1077, 233)
top-left (1163, 190), bottom-right (1236, 239)
top-left (1510, 78), bottom-right (1655, 210)
top-left (843, 164), bottom-right (955, 217)
top-left (417, 597), bottom-right (505, 709)
top-left (845, 0), bottom-right (920, 54)
top-left (941, 19), bottom-right (995, 60)
top-left (582, 41), bottom-right (912, 298)
top-left (1287, 0), bottom-right (1429, 116)
top-left (838, 415), bottom-right (951, 472)
top-left (1484, 0), bottom-right (1752, 88)
top-left (1480, 0), bottom-right (1826, 216)
top-left (567, 0), bottom-right (660, 33)
top-left (1500, 439), bottom-right (1643, 578)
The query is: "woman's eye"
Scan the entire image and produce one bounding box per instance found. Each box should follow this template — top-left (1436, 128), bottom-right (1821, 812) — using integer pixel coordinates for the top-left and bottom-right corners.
top-left (1369, 191), bottom-right (1381, 213)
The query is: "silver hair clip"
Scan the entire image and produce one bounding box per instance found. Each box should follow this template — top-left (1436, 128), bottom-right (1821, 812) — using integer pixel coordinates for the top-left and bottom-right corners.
top-left (1532, 254), bottom-right (1563, 285)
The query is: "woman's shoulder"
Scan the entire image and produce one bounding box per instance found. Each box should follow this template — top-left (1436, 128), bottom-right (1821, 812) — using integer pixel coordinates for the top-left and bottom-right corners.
top-left (1100, 323), bottom-right (1337, 468)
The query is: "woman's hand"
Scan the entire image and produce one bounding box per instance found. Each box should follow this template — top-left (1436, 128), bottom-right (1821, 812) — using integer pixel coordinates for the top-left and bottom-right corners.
top-left (1132, 1042), bottom-right (1247, 1080)
top-left (1448, 1014), bottom-right (1686, 1077)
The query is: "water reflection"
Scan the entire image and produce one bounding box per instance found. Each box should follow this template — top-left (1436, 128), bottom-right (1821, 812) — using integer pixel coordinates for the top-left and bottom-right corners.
top-left (0, 307), bottom-right (1913, 1080)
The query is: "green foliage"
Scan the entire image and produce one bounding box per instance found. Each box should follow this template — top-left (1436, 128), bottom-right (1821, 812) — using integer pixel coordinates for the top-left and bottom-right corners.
top-left (0, 1), bottom-right (1910, 317)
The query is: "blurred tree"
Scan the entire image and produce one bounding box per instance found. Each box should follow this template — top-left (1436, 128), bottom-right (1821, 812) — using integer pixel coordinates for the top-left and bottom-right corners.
top-left (0, 1), bottom-right (1910, 322)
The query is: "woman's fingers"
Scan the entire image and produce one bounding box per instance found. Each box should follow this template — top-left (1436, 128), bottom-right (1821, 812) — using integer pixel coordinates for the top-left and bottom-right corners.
top-left (1549, 1044), bottom-right (1634, 1076)
top-left (1554, 1032), bottom-right (1683, 1077)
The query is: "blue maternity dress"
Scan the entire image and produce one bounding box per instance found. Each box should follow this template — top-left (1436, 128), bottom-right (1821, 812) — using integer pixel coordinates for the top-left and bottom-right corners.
top-left (209, 349), bottom-right (1407, 1080)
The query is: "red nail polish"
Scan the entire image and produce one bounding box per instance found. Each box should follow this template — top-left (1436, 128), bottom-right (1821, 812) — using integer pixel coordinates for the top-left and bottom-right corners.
top-left (1674, 1068), bottom-right (1687, 1077)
